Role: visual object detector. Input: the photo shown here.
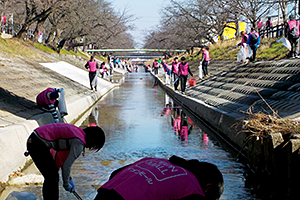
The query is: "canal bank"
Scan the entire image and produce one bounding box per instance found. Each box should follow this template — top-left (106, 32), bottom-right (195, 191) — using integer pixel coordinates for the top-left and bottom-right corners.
top-left (153, 59), bottom-right (300, 199)
top-left (1, 69), bottom-right (258, 200)
top-left (0, 57), bottom-right (124, 194)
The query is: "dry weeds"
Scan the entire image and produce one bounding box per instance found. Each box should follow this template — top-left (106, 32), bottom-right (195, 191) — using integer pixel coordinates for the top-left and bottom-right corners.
top-left (241, 107), bottom-right (300, 139)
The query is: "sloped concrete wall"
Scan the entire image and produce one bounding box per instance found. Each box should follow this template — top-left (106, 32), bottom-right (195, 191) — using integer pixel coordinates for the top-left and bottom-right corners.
top-left (0, 83), bottom-right (116, 183)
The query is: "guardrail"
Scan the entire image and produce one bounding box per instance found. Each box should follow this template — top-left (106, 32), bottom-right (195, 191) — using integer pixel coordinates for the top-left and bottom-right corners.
top-left (259, 23), bottom-right (285, 38)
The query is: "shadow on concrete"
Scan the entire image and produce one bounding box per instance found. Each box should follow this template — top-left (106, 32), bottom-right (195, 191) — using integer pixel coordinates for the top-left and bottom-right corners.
top-left (0, 87), bottom-right (43, 120)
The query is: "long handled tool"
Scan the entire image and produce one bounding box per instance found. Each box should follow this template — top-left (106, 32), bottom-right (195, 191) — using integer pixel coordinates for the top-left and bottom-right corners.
top-left (73, 191), bottom-right (83, 200)
top-left (172, 77), bottom-right (180, 87)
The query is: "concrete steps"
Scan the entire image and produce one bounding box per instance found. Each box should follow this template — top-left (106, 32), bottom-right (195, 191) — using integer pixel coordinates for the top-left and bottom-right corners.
top-left (187, 59), bottom-right (300, 119)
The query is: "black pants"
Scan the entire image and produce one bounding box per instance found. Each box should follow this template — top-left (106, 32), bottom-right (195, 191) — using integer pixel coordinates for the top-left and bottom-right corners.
top-left (288, 37), bottom-right (299, 56)
top-left (202, 61), bottom-right (209, 76)
top-left (180, 75), bottom-right (188, 92)
top-left (173, 73), bottom-right (179, 90)
top-left (154, 67), bottom-right (158, 75)
top-left (250, 45), bottom-right (258, 61)
top-left (27, 133), bottom-right (59, 200)
top-left (89, 71), bottom-right (97, 89)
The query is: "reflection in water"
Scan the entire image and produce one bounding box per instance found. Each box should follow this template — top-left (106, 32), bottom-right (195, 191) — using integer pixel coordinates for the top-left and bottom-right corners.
top-left (73, 73), bottom-right (257, 200)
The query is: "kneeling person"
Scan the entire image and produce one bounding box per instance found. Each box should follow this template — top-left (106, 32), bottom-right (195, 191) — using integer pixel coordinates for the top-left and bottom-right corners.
top-left (95, 155), bottom-right (224, 200)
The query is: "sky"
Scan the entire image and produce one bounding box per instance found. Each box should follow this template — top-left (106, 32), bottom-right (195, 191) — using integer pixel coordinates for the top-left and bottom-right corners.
top-left (111, 0), bottom-right (168, 48)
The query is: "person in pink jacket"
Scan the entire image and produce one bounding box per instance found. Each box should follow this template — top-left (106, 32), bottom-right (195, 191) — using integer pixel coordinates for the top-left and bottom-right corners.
top-left (238, 31), bottom-right (249, 47)
top-left (25, 123), bottom-right (105, 200)
top-left (94, 155), bottom-right (224, 200)
top-left (85, 55), bottom-right (99, 91)
top-left (36, 88), bottom-right (60, 123)
top-left (179, 57), bottom-right (194, 93)
top-left (285, 15), bottom-right (300, 58)
top-left (172, 57), bottom-right (180, 90)
top-left (201, 46), bottom-right (210, 77)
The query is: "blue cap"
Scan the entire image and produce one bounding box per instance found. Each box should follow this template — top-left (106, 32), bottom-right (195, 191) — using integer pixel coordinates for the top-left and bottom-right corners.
top-left (50, 90), bottom-right (59, 99)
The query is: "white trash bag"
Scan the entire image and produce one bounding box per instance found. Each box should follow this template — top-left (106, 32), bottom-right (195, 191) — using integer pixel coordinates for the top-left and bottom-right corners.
top-left (245, 44), bottom-right (253, 59)
top-left (237, 44), bottom-right (253, 63)
top-left (199, 62), bottom-right (203, 79)
top-left (58, 88), bottom-right (68, 117)
top-left (276, 37), bottom-right (291, 51)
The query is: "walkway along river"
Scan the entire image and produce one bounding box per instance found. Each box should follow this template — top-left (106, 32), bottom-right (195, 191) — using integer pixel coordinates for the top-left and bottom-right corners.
top-left (1, 69), bottom-right (258, 199)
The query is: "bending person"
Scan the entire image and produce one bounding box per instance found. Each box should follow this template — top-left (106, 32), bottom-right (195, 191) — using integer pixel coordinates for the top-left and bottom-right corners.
top-left (36, 88), bottom-right (60, 123)
top-left (95, 155), bottom-right (224, 200)
top-left (26, 123), bottom-right (106, 200)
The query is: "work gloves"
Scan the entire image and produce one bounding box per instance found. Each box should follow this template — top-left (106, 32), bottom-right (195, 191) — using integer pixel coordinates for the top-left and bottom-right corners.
top-left (64, 179), bottom-right (75, 193)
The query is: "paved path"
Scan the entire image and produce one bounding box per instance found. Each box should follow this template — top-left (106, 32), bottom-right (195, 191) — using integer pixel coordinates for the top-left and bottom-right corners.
top-left (40, 61), bottom-right (113, 89)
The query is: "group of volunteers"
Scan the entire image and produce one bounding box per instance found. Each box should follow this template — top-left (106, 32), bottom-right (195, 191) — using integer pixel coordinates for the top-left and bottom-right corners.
top-left (238, 14), bottom-right (300, 63)
top-left (238, 27), bottom-right (261, 63)
top-left (23, 84), bottom-right (224, 199)
top-left (152, 47), bottom-right (210, 94)
top-left (108, 54), bottom-right (136, 73)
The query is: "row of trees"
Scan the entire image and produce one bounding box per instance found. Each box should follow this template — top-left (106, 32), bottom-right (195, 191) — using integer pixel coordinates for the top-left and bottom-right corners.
top-left (143, 0), bottom-right (294, 50)
top-left (0, 0), bottom-right (135, 51)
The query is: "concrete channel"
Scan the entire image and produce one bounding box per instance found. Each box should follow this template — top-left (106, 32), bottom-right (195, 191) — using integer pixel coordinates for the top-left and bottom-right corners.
top-left (153, 59), bottom-right (300, 199)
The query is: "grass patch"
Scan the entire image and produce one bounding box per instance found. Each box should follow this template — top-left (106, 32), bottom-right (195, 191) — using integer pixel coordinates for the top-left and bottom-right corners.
top-left (189, 37), bottom-right (290, 61)
top-left (34, 42), bottom-right (57, 54)
top-left (0, 38), bottom-right (42, 58)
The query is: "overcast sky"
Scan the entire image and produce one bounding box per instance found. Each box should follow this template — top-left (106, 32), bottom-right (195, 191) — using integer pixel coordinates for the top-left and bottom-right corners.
top-left (112, 0), bottom-right (168, 48)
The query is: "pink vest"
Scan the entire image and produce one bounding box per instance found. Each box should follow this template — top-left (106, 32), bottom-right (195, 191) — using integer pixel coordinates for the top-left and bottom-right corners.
top-left (179, 63), bottom-right (189, 76)
top-left (101, 158), bottom-right (204, 200)
top-left (257, 21), bottom-right (263, 29)
top-left (35, 123), bottom-right (86, 169)
top-left (36, 88), bottom-right (55, 107)
top-left (203, 50), bottom-right (210, 62)
top-left (153, 61), bottom-right (158, 67)
top-left (288, 20), bottom-right (300, 36)
top-left (172, 61), bottom-right (180, 74)
top-left (241, 34), bottom-right (248, 45)
top-left (250, 31), bottom-right (259, 37)
top-left (180, 126), bottom-right (188, 141)
top-left (88, 61), bottom-right (98, 72)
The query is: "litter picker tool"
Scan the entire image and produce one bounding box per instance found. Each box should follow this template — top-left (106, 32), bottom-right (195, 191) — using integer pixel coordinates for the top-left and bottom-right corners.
top-left (172, 77), bottom-right (180, 86)
top-left (73, 191), bottom-right (83, 200)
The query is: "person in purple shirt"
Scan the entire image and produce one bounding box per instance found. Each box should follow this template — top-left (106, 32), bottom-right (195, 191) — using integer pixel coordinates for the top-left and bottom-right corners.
top-left (25, 123), bottom-right (105, 200)
top-left (94, 155), bottom-right (224, 200)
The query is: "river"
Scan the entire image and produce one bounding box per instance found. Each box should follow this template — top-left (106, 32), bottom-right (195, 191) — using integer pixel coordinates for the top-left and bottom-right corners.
top-left (1, 69), bottom-right (258, 200)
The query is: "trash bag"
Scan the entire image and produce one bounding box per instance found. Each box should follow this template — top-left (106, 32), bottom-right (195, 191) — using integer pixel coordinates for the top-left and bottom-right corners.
top-left (237, 44), bottom-right (253, 63)
top-left (276, 37), bottom-right (291, 51)
top-left (237, 46), bottom-right (246, 63)
top-left (245, 44), bottom-right (253, 59)
top-left (58, 88), bottom-right (68, 117)
top-left (5, 191), bottom-right (38, 200)
top-left (198, 62), bottom-right (203, 79)
top-left (92, 69), bottom-right (100, 86)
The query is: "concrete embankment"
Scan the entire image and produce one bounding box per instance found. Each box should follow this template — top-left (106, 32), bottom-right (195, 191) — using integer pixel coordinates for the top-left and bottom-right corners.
top-left (0, 59), bottom-right (122, 193)
top-left (153, 59), bottom-right (300, 198)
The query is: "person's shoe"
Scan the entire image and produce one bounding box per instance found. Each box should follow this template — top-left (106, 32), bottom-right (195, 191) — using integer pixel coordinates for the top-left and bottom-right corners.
top-left (295, 55), bottom-right (300, 58)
